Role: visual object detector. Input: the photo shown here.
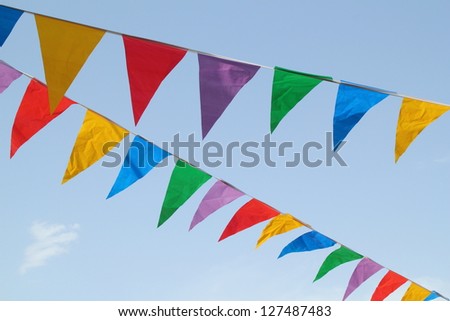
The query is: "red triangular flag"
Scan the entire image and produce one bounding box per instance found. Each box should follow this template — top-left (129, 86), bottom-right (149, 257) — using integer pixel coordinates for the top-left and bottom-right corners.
top-left (371, 270), bottom-right (408, 301)
top-left (219, 199), bottom-right (280, 241)
top-left (11, 79), bottom-right (75, 157)
top-left (123, 36), bottom-right (187, 125)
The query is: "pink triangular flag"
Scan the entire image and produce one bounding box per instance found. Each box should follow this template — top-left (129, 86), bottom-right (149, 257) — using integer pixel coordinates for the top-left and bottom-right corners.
top-left (190, 180), bottom-right (244, 230)
top-left (343, 257), bottom-right (383, 300)
top-left (0, 60), bottom-right (21, 93)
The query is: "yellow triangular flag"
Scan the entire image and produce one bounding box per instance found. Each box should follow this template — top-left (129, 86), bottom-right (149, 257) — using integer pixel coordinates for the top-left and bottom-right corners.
top-left (395, 98), bottom-right (449, 162)
top-left (35, 15), bottom-right (105, 113)
top-left (401, 283), bottom-right (431, 301)
top-left (62, 110), bottom-right (129, 183)
top-left (256, 213), bottom-right (303, 248)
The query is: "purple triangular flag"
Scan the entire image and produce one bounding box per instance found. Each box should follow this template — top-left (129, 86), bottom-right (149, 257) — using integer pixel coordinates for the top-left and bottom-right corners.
top-left (189, 180), bottom-right (244, 230)
top-left (343, 257), bottom-right (383, 300)
top-left (198, 54), bottom-right (260, 138)
top-left (0, 61), bottom-right (21, 93)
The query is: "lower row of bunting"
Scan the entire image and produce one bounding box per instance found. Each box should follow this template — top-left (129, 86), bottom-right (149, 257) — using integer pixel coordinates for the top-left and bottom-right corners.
top-left (1, 61), bottom-right (445, 301)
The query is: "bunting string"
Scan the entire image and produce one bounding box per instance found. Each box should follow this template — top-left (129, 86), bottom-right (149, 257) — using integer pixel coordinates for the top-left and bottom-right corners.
top-left (1, 58), bottom-right (447, 301)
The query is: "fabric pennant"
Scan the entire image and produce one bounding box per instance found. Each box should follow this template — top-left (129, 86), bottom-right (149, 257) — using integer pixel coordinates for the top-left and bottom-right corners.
top-left (189, 180), bottom-right (244, 230)
top-left (198, 54), bottom-right (260, 138)
top-left (333, 84), bottom-right (388, 149)
top-left (271, 67), bottom-right (331, 133)
top-left (256, 213), bottom-right (303, 248)
top-left (11, 79), bottom-right (75, 158)
top-left (0, 60), bottom-right (22, 93)
top-left (158, 159), bottom-right (212, 227)
top-left (123, 36), bottom-right (187, 125)
top-left (395, 98), bottom-right (450, 162)
top-left (424, 291), bottom-right (440, 301)
top-left (219, 199), bottom-right (280, 241)
top-left (401, 283), bottom-right (431, 301)
top-left (107, 136), bottom-right (170, 198)
top-left (278, 230), bottom-right (336, 258)
top-left (35, 15), bottom-right (105, 113)
top-left (314, 246), bottom-right (363, 282)
top-left (371, 270), bottom-right (408, 301)
top-left (62, 110), bottom-right (129, 183)
top-left (343, 257), bottom-right (383, 300)
top-left (0, 6), bottom-right (23, 46)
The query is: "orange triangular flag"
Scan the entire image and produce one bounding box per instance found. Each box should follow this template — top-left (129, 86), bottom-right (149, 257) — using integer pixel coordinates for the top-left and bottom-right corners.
top-left (256, 214), bottom-right (303, 248)
top-left (401, 283), bottom-right (431, 301)
top-left (35, 15), bottom-right (105, 113)
top-left (62, 110), bottom-right (129, 183)
top-left (395, 98), bottom-right (449, 162)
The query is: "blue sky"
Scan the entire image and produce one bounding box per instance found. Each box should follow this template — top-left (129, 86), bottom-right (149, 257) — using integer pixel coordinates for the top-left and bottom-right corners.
top-left (0, 0), bottom-right (449, 300)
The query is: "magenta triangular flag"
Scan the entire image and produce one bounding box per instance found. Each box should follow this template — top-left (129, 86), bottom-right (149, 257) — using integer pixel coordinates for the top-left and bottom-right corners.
top-left (198, 54), bottom-right (259, 138)
top-left (189, 180), bottom-right (244, 230)
top-left (343, 257), bottom-right (383, 300)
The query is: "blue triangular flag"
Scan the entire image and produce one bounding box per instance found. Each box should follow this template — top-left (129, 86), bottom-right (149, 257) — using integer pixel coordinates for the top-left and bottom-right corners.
top-left (107, 136), bottom-right (170, 198)
top-left (333, 84), bottom-right (388, 150)
top-left (0, 6), bottom-right (23, 46)
top-left (424, 291), bottom-right (440, 301)
top-left (278, 231), bottom-right (336, 258)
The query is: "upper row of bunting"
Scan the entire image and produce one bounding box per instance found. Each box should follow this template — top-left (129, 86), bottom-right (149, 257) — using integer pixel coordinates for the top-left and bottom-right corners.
top-left (0, 5), bottom-right (449, 162)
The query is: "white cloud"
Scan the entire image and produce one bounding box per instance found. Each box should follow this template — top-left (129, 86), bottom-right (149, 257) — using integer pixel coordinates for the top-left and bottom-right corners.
top-left (20, 222), bottom-right (79, 274)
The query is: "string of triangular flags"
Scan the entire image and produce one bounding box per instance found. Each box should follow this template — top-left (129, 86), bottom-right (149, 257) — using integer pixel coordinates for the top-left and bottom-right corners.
top-left (1, 59), bottom-right (447, 301)
top-left (1, 4), bottom-right (449, 162)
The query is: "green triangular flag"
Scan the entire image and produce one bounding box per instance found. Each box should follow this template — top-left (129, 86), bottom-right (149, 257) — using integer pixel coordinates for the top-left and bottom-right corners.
top-left (158, 159), bottom-right (212, 227)
top-left (314, 246), bottom-right (363, 282)
top-left (271, 67), bottom-right (331, 132)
